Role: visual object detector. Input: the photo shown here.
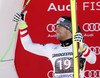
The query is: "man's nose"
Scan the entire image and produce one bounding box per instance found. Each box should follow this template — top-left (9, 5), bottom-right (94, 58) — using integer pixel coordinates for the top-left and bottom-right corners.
top-left (56, 28), bottom-right (60, 32)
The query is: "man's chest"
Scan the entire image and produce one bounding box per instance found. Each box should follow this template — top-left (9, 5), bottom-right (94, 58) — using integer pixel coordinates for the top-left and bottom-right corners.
top-left (50, 46), bottom-right (74, 73)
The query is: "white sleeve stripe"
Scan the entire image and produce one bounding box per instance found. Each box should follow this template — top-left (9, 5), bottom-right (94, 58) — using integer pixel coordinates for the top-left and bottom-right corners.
top-left (20, 30), bottom-right (27, 35)
top-left (82, 48), bottom-right (89, 55)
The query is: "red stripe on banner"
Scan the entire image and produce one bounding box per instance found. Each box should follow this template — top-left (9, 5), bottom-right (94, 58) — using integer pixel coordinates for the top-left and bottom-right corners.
top-left (20, 32), bottom-right (28, 37)
top-left (83, 49), bottom-right (90, 57)
top-left (20, 28), bottom-right (27, 32)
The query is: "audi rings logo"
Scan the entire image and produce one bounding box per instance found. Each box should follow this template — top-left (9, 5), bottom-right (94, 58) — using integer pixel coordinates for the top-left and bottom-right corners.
top-left (90, 46), bottom-right (100, 55)
top-left (84, 70), bottom-right (100, 78)
top-left (47, 24), bottom-right (56, 32)
top-left (83, 23), bottom-right (100, 32)
top-left (47, 70), bottom-right (54, 78)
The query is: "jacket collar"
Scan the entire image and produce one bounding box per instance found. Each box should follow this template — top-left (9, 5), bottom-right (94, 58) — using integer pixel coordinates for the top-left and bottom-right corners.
top-left (60, 38), bottom-right (72, 47)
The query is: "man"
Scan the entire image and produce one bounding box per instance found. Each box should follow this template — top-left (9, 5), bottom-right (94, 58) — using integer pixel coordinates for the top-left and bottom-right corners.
top-left (13, 12), bottom-right (96, 78)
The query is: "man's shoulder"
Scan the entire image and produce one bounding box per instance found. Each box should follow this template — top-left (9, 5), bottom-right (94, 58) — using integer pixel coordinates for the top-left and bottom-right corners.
top-left (45, 43), bottom-right (60, 47)
top-left (41, 43), bottom-right (60, 48)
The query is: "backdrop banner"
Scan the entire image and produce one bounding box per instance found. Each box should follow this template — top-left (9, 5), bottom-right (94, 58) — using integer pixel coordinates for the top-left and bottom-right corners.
top-left (15, 0), bottom-right (100, 78)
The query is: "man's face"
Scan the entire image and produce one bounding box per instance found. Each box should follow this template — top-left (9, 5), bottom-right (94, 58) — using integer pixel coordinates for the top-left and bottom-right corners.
top-left (56, 25), bottom-right (72, 41)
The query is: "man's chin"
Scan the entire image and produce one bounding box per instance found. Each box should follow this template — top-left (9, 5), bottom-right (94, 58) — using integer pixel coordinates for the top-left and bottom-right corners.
top-left (56, 37), bottom-right (61, 40)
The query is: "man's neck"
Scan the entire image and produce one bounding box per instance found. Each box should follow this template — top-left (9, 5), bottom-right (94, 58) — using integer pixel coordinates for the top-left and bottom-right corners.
top-left (60, 38), bottom-right (72, 47)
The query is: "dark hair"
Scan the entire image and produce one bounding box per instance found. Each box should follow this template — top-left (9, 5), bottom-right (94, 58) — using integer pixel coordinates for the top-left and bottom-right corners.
top-left (61, 16), bottom-right (71, 22)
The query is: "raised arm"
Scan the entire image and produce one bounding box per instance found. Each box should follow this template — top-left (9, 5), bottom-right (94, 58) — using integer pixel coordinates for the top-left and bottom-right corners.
top-left (13, 11), bottom-right (51, 58)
